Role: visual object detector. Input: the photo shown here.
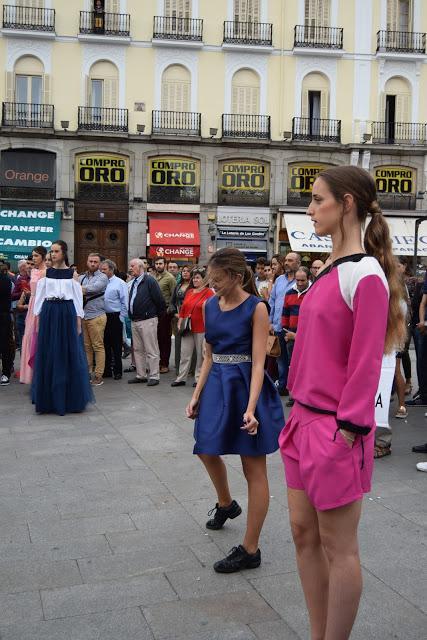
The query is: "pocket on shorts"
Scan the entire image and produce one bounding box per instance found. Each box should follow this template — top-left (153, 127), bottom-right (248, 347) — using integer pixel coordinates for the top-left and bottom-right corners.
top-left (334, 428), bottom-right (355, 451)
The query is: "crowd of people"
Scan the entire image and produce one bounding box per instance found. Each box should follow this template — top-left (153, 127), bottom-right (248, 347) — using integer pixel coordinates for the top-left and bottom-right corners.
top-left (0, 164), bottom-right (426, 639)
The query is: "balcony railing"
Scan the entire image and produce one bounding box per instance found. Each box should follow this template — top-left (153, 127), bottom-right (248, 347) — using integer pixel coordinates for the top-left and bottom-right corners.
top-left (377, 30), bottom-right (426, 53)
top-left (2, 5), bottom-right (55, 31)
top-left (79, 11), bottom-right (130, 37)
top-left (222, 114), bottom-right (270, 139)
top-left (223, 21), bottom-right (272, 46)
top-left (294, 25), bottom-right (343, 49)
top-left (152, 110), bottom-right (201, 136)
top-left (153, 16), bottom-right (203, 41)
top-left (78, 107), bottom-right (128, 132)
top-left (2, 102), bottom-right (54, 128)
top-left (292, 117), bottom-right (341, 142)
top-left (371, 121), bottom-right (427, 145)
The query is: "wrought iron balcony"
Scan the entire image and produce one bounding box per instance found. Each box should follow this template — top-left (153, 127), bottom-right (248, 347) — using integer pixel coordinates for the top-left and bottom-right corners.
top-left (376, 30), bottom-right (426, 54)
top-left (79, 11), bottom-right (130, 37)
top-left (78, 107), bottom-right (128, 132)
top-left (153, 16), bottom-right (203, 41)
top-left (152, 110), bottom-right (201, 136)
top-left (2, 4), bottom-right (55, 32)
top-left (371, 121), bottom-right (427, 144)
top-left (222, 114), bottom-right (270, 139)
top-left (294, 25), bottom-right (343, 49)
top-left (292, 117), bottom-right (341, 142)
top-left (2, 102), bottom-right (54, 128)
top-left (223, 21), bottom-right (272, 46)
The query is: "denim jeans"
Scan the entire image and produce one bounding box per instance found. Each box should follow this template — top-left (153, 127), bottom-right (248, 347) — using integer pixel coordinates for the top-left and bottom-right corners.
top-left (275, 330), bottom-right (289, 391)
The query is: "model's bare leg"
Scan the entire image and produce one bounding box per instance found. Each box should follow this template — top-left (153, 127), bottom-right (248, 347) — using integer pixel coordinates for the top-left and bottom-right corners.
top-left (240, 455), bottom-right (269, 554)
top-left (198, 454), bottom-right (232, 506)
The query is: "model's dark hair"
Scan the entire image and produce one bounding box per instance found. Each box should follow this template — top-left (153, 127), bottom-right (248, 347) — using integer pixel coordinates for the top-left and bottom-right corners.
top-left (318, 165), bottom-right (405, 353)
top-left (271, 253), bottom-right (286, 281)
top-left (33, 246), bottom-right (47, 259)
top-left (208, 248), bottom-right (259, 296)
top-left (52, 240), bottom-right (69, 266)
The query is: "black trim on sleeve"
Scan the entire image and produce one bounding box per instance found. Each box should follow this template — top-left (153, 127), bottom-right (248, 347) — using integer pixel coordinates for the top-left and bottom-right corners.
top-left (337, 419), bottom-right (371, 436)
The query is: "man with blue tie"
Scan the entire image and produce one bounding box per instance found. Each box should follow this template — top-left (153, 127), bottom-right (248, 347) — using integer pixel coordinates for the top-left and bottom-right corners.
top-left (100, 260), bottom-right (128, 380)
top-left (127, 258), bottom-right (165, 386)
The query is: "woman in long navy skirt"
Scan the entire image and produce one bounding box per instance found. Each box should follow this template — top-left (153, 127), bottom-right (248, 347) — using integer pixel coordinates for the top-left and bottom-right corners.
top-left (186, 248), bottom-right (284, 573)
top-left (32, 240), bottom-right (93, 415)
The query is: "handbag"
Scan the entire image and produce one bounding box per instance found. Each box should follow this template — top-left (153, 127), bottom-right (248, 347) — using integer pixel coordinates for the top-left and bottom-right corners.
top-left (266, 334), bottom-right (281, 358)
top-left (178, 290), bottom-right (208, 336)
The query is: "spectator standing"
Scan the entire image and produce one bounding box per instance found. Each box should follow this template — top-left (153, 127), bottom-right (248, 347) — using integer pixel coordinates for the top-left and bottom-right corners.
top-left (168, 261), bottom-right (181, 284)
top-left (12, 260), bottom-right (31, 349)
top-left (100, 259), bottom-right (128, 380)
top-left (20, 247), bottom-right (47, 384)
top-left (0, 263), bottom-right (14, 385)
top-left (171, 268), bottom-right (214, 387)
top-left (268, 252), bottom-right (301, 395)
top-left (127, 258), bottom-right (166, 386)
top-left (310, 259), bottom-right (325, 281)
top-left (170, 264), bottom-right (192, 374)
top-left (254, 258), bottom-right (270, 299)
top-left (78, 253), bottom-right (108, 387)
top-left (154, 257), bottom-right (176, 373)
top-left (407, 269), bottom-right (427, 408)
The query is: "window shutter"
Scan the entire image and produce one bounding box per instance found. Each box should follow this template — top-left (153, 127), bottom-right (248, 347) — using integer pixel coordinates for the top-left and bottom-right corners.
top-left (165, 0), bottom-right (191, 18)
top-left (301, 89), bottom-right (309, 117)
top-left (105, 0), bottom-right (120, 12)
top-left (395, 93), bottom-right (410, 122)
top-left (17, 0), bottom-right (43, 7)
top-left (379, 91), bottom-right (386, 120)
top-left (86, 75), bottom-right (92, 107)
top-left (387, 0), bottom-right (398, 31)
top-left (320, 89), bottom-right (329, 119)
top-left (304, 0), bottom-right (330, 27)
top-left (42, 73), bottom-right (51, 105)
top-left (162, 80), bottom-right (190, 111)
top-left (234, 0), bottom-right (260, 22)
top-left (5, 72), bottom-right (14, 102)
top-left (103, 77), bottom-right (118, 108)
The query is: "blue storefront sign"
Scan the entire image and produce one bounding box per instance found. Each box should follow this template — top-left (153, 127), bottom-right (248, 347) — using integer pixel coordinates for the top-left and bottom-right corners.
top-left (0, 206), bottom-right (61, 261)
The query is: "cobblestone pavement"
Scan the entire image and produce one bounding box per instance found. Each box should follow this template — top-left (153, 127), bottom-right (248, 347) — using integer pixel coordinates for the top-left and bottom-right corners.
top-left (0, 362), bottom-right (426, 639)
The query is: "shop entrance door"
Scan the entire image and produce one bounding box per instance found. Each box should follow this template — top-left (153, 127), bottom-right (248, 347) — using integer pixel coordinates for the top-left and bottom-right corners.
top-left (75, 222), bottom-right (128, 273)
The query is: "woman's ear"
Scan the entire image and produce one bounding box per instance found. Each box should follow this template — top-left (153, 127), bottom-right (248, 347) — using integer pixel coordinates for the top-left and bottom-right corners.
top-left (342, 193), bottom-right (355, 215)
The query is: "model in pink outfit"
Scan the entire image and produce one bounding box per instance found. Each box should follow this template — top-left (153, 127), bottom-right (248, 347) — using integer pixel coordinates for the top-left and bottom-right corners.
top-left (279, 166), bottom-right (406, 640)
top-left (20, 248), bottom-right (46, 384)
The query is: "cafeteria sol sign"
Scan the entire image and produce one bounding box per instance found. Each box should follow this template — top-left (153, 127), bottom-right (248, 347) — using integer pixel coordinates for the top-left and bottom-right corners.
top-left (76, 154), bottom-right (129, 184)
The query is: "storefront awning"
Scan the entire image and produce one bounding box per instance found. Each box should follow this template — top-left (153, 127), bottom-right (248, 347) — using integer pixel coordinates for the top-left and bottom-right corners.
top-left (149, 218), bottom-right (200, 260)
top-left (283, 213), bottom-right (427, 256)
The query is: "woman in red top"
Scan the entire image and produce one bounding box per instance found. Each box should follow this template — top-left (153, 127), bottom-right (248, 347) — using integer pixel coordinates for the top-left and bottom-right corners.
top-left (171, 268), bottom-right (214, 388)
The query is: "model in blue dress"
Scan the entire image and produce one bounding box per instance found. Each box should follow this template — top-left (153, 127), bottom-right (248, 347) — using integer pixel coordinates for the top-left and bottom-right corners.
top-left (186, 247), bottom-right (284, 574)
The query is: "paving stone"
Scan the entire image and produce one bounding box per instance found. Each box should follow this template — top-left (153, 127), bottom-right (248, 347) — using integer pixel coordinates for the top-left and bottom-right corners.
top-left (0, 523), bottom-right (31, 545)
top-left (129, 507), bottom-right (207, 545)
top-left (143, 591), bottom-right (280, 638)
top-left (0, 536), bottom-right (111, 562)
top-left (57, 495), bottom-right (154, 519)
top-left (78, 545), bottom-right (198, 582)
top-left (28, 513), bottom-right (136, 543)
top-left (165, 567), bottom-right (251, 599)
top-left (162, 624), bottom-right (257, 640)
top-left (0, 607), bottom-right (152, 640)
top-left (0, 590), bottom-right (43, 624)
top-left (0, 557), bottom-right (82, 593)
top-left (41, 574), bottom-right (177, 619)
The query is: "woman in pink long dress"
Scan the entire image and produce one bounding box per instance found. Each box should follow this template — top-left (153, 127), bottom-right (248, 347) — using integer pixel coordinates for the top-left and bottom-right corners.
top-left (20, 247), bottom-right (46, 384)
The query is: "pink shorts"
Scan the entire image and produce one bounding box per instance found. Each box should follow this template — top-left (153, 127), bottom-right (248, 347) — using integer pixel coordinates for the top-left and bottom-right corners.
top-left (279, 403), bottom-right (375, 511)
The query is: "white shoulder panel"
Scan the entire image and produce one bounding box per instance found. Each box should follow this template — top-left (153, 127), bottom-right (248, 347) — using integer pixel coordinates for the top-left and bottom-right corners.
top-left (337, 257), bottom-right (389, 311)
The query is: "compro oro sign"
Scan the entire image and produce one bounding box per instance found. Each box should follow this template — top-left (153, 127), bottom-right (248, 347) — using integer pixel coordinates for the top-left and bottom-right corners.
top-left (148, 157), bottom-right (200, 204)
top-left (284, 213), bottom-right (427, 256)
top-left (374, 166), bottom-right (415, 196)
top-left (218, 160), bottom-right (270, 206)
top-left (76, 154), bottom-right (129, 185)
top-left (287, 163), bottom-right (334, 204)
top-left (0, 207), bottom-right (61, 255)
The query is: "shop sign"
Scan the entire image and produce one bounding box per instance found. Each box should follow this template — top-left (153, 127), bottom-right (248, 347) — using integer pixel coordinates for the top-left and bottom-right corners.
top-left (148, 156), bottom-right (200, 204)
top-left (218, 160), bottom-right (270, 206)
top-left (217, 227), bottom-right (267, 239)
top-left (216, 238), bottom-right (267, 252)
top-left (287, 163), bottom-right (333, 203)
top-left (149, 245), bottom-right (200, 259)
top-left (374, 166), bottom-right (415, 195)
top-left (0, 150), bottom-right (56, 189)
top-left (0, 207), bottom-right (61, 254)
top-left (216, 209), bottom-right (269, 227)
top-left (75, 154), bottom-right (129, 185)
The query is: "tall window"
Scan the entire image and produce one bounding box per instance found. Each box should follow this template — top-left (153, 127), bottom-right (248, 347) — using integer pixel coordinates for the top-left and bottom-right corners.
top-left (387, 0), bottom-right (412, 32)
top-left (164, 0), bottom-right (191, 18)
top-left (161, 65), bottom-right (191, 112)
top-left (6, 55), bottom-right (49, 121)
top-left (301, 72), bottom-right (329, 120)
top-left (233, 0), bottom-right (260, 23)
top-left (231, 69), bottom-right (260, 114)
top-left (104, 0), bottom-right (120, 12)
top-left (16, 0), bottom-right (44, 6)
top-left (304, 0), bottom-right (330, 27)
top-left (88, 61), bottom-right (119, 111)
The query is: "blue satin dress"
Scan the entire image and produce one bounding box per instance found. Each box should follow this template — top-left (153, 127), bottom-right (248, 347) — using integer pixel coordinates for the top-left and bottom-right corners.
top-left (194, 295), bottom-right (284, 456)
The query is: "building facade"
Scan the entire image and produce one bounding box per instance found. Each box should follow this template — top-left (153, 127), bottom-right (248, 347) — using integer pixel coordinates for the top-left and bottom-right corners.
top-left (1, 0), bottom-right (427, 269)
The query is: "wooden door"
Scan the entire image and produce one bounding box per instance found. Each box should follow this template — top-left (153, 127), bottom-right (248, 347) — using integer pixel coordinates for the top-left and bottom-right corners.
top-left (75, 222), bottom-right (128, 273)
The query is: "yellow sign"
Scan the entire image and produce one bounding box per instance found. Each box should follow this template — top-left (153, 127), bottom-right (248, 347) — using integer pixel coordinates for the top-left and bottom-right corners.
top-left (374, 166), bottom-right (416, 195)
top-left (149, 157), bottom-right (200, 188)
top-left (76, 154), bottom-right (129, 185)
top-left (220, 160), bottom-right (270, 191)
top-left (288, 163), bottom-right (333, 193)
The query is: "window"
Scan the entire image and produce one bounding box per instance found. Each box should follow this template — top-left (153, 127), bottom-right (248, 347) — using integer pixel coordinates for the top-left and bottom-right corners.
top-left (233, 0), bottom-right (260, 23)
top-left (16, 0), bottom-right (44, 6)
top-left (387, 0), bottom-right (412, 32)
top-left (231, 68), bottom-right (260, 114)
top-left (16, 75), bottom-right (42, 104)
top-left (161, 64), bottom-right (191, 112)
top-left (6, 55), bottom-right (49, 122)
top-left (380, 76), bottom-right (411, 142)
top-left (304, 0), bottom-right (330, 28)
top-left (105, 0), bottom-right (120, 12)
top-left (164, 0), bottom-right (191, 18)
top-left (301, 72), bottom-right (329, 120)
top-left (87, 61), bottom-right (119, 110)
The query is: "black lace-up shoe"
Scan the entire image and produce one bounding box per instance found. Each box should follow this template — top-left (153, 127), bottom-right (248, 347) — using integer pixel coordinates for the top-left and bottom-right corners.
top-left (206, 500), bottom-right (242, 530)
top-left (214, 545), bottom-right (261, 573)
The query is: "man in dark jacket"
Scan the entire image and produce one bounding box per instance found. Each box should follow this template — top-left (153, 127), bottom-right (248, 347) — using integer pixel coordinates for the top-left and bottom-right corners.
top-left (0, 263), bottom-right (14, 385)
top-left (127, 258), bottom-right (166, 386)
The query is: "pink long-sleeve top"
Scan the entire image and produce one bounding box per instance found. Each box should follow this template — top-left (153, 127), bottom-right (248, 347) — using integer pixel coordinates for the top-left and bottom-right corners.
top-left (288, 254), bottom-right (389, 435)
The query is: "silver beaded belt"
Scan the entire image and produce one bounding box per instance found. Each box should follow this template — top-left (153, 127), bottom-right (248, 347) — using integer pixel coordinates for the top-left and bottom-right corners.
top-left (212, 354), bottom-right (251, 364)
